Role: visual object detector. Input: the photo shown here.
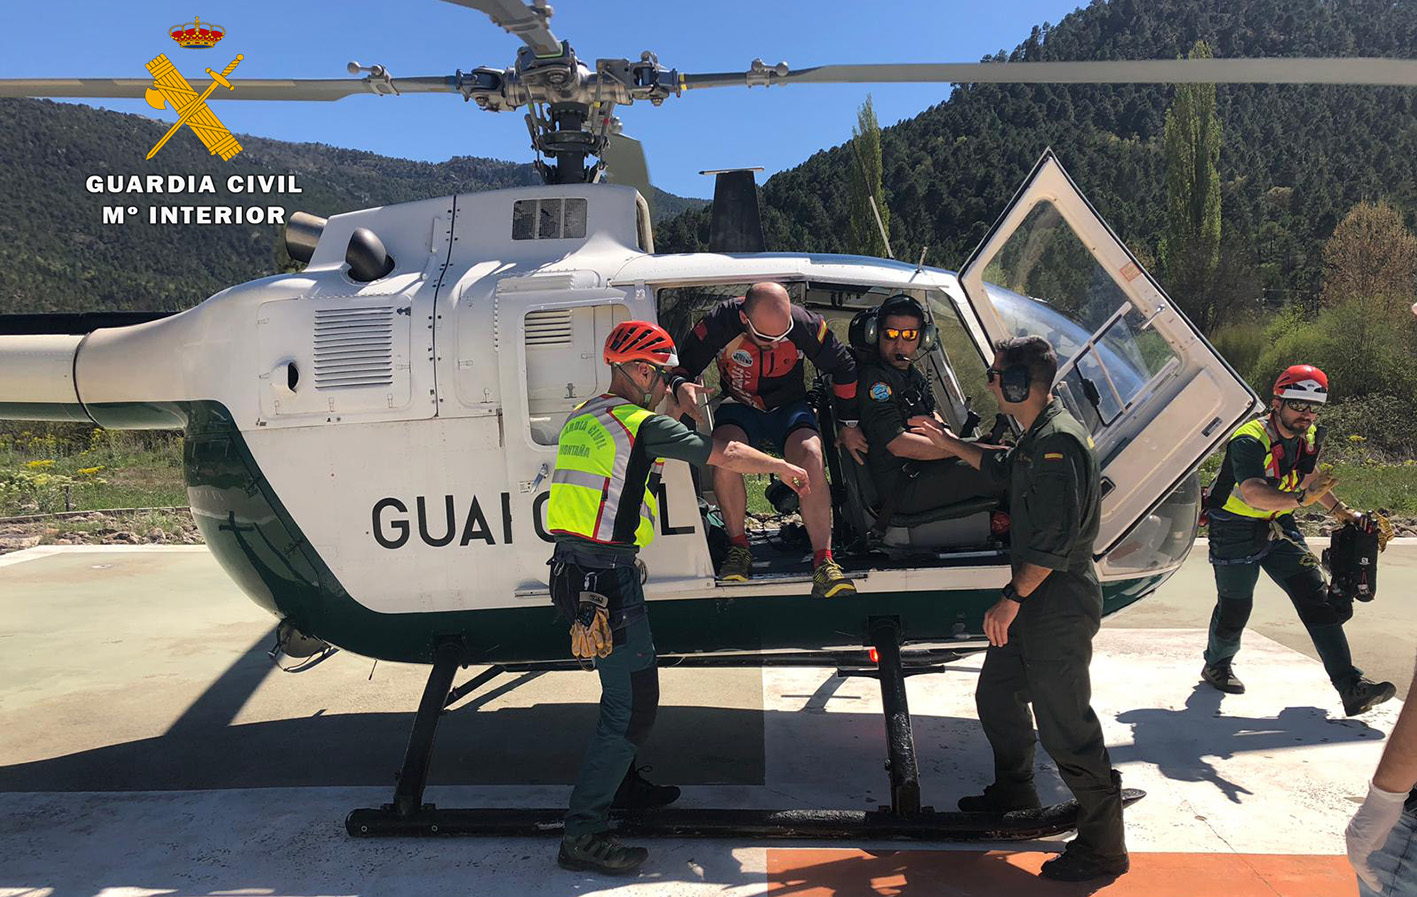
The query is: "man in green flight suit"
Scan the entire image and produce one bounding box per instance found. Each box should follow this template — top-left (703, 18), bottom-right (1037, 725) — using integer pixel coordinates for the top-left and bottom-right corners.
top-left (546, 320), bottom-right (811, 876)
top-left (912, 335), bottom-right (1127, 883)
top-left (1200, 363), bottom-right (1394, 717)
top-left (852, 293), bottom-right (1004, 514)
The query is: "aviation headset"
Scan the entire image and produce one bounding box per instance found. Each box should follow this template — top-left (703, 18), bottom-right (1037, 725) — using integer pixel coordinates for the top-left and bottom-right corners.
top-left (848, 293), bottom-right (938, 353)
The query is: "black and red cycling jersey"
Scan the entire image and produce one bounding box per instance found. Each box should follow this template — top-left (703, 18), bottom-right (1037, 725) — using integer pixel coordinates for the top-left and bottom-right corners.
top-left (673, 298), bottom-right (858, 416)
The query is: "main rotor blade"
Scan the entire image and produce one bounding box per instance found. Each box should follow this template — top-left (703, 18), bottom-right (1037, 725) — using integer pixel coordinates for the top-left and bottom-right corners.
top-left (684, 57), bottom-right (1417, 89)
top-left (0, 76), bottom-right (459, 102)
top-left (602, 132), bottom-right (653, 219)
top-left (440, 0), bottom-right (561, 57)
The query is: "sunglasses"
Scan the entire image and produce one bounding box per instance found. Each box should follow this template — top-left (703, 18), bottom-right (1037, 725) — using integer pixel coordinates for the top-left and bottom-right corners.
top-left (882, 327), bottom-right (920, 341)
top-left (1282, 399), bottom-right (1322, 414)
top-left (742, 313), bottom-right (792, 343)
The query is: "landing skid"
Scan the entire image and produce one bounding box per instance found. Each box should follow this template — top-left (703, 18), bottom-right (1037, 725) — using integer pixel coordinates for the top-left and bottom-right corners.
top-left (346, 620), bottom-right (1145, 840)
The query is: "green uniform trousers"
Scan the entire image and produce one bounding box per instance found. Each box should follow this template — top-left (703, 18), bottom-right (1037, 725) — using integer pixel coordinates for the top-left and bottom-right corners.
top-left (976, 568), bottom-right (1126, 863)
top-left (883, 457), bottom-right (1005, 516)
top-left (1205, 515), bottom-right (1360, 692)
top-left (564, 569), bottom-right (660, 838)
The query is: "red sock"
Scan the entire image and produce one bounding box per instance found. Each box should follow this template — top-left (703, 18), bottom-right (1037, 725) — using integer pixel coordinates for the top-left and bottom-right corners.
top-left (814, 548), bottom-right (832, 567)
top-left (730, 534), bottom-right (750, 549)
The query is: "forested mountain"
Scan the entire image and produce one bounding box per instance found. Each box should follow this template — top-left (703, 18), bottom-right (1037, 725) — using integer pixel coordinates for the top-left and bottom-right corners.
top-left (657, 0), bottom-right (1417, 323)
top-left (0, 98), bottom-right (704, 313)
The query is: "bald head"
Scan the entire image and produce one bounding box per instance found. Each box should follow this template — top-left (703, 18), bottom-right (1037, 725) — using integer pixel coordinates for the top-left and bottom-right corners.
top-left (742, 282), bottom-right (792, 342)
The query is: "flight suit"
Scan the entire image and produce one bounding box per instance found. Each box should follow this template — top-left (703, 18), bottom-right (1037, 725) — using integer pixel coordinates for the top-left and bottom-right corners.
top-left (857, 358), bottom-right (1001, 514)
top-left (974, 399), bottom-right (1126, 864)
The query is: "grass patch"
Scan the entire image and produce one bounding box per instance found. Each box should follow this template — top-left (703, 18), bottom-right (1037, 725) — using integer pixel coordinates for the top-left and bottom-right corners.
top-left (0, 427), bottom-right (186, 517)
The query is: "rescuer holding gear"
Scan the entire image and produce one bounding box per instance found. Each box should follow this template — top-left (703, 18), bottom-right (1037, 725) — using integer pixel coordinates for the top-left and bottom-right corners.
top-left (854, 293), bottom-right (1004, 513)
top-left (546, 320), bottom-right (811, 876)
top-left (669, 282), bottom-right (864, 599)
top-left (1200, 364), bottom-right (1395, 717)
top-left (911, 336), bottom-right (1127, 883)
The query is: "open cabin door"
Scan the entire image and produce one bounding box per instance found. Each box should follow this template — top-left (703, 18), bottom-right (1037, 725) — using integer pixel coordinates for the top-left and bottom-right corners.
top-left (956, 150), bottom-right (1260, 560)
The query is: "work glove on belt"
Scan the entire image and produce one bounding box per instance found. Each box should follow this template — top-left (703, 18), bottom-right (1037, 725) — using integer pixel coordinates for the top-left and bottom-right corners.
top-left (570, 591), bottom-right (613, 660)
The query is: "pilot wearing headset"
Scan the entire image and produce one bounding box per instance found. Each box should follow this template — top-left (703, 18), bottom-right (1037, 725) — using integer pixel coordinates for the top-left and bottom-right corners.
top-left (852, 293), bottom-right (1003, 517)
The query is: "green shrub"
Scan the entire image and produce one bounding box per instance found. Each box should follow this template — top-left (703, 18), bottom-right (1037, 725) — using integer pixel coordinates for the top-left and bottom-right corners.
top-left (1209, 318), bottom-right (1267, 381)
top-left (1251, 300), bottom-right (1417, 405)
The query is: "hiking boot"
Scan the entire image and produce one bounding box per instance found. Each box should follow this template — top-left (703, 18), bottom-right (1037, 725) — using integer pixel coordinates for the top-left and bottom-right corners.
top-left (957, 783), bottom-right (1041, 814)
top-left (811, 557), bottom-right (856, 599)
top-left (1342, 677), bottom-right (1397, 717)
top-left (557, 831), bottom-right (647, 875)
top-left (719, 545), bottom-right (753, 582)
top-left (1039, 848), bottom-right (1130, 882)
top-left (1201, 661), bottom-right (1246, 694)
top-left (612, 765), bottom-right (681, 809)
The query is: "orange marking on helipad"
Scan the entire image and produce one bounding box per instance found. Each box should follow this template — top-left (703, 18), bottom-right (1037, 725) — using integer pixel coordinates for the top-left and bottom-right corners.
top-left (765, 849), bottom-right (1357, 896)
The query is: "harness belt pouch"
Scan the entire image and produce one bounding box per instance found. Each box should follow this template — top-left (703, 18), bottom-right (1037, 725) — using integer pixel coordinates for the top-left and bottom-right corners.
top-left (1323, 519), bottom-right (1380, 603)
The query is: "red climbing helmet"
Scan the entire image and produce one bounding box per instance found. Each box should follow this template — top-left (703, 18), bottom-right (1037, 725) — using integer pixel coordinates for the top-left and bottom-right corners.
top-left (1273, 364), bottom-right (1329, 404)
top-left (603, 320), bottom-right (679, 368)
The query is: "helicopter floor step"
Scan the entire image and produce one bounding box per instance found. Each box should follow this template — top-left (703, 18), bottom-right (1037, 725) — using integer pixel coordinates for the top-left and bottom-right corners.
top-left (345, 791), bottom-right (1147, 839)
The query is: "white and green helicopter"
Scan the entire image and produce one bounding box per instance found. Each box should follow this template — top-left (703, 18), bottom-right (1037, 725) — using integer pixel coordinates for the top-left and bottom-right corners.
top-left (3, 0), bottom-right (1408, 840)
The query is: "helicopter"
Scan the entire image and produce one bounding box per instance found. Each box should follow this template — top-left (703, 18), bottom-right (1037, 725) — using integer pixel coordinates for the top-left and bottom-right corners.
top-left (2, 0), bottom-right (1409, 842)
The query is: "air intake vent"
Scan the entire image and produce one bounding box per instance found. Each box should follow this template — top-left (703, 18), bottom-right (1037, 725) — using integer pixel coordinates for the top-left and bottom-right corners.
top-left (525, 308), bottom-right (574, 346)
top-left (313, 306), bottom-right (395, 390)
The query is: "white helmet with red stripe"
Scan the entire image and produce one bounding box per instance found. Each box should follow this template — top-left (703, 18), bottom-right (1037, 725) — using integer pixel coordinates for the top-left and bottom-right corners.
top-left (1273, 364), bottom-right (1329, 404)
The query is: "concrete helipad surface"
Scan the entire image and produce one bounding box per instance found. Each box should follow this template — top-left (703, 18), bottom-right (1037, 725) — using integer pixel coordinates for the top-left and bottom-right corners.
top-left (1, 543), bottom-right (1413, 896)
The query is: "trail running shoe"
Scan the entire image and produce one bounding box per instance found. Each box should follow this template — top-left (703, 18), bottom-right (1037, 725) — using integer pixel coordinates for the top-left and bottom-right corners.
top-left (1201, 661), bottom-right (1246, 694)
top-left (612, 765), bottom-right (681, 809)
top-left (1342, 677), bottom-right (1397, 717)
top-left (811, 558), bottom-right (856, 599)
top-left (557, 831), bottom-right (648, 875)
top-left (719, 545), bottom-right (753, 582)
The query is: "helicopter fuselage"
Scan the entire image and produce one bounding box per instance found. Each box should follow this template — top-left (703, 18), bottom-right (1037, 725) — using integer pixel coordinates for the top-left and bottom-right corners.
top-left (0, 182), bottom-right (1232, 665)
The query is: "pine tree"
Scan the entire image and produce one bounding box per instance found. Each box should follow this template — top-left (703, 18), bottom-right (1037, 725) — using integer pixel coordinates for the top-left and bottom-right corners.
top-left (847, 95), bottom-right (891, 258)
top-left (1159, 40), bottom-right (1223, 333)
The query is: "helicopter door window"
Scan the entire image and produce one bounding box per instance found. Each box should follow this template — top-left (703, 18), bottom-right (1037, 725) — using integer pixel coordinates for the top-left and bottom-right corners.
top-left (957, 150), bottom-right (1258, 558)
top-left (524, 303), bottom-right (629, 445)
top-left (972, 200), bottom-right (1184, 434)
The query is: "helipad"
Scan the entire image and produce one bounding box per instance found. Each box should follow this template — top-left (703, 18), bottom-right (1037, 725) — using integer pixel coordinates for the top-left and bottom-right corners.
top-left (0, 544), bottom-right (1411, 896)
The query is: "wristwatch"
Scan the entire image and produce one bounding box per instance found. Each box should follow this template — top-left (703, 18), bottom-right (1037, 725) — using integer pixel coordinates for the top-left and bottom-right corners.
top-left (1002, 582), bottom-right (1022, 604)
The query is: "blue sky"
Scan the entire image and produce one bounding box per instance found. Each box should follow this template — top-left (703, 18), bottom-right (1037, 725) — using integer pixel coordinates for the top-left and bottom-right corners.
top-left (2, 0), bottom-right (1087, 197)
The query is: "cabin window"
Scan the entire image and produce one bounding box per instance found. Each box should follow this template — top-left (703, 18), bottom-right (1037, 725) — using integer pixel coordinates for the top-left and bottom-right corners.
top-left (524, 303), bottom-right (628, 445)
top-left (512, 198), bottom-right (588, 241)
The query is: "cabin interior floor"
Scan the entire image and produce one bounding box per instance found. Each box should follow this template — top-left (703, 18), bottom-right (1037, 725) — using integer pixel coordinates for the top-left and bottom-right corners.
top-left (713, 523), bottom-right (1009, 583)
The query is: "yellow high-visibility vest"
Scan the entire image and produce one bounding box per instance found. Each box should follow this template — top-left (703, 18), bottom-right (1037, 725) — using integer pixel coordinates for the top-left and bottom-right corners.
top-left (546, 395), bottom-right (662, 549)
top-left (1219, 418), bottom-right (1318, 519)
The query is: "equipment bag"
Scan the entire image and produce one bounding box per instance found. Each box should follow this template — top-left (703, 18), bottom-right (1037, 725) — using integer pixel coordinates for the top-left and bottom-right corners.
top-left (1323, 518), bottom-right (1381, 603)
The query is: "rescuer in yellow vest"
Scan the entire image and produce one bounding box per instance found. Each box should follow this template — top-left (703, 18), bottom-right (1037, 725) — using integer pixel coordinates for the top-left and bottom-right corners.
top-left (548, 320), bottom-right (811, 876)
top-left (1200, 364), bottom-right (1395, 717)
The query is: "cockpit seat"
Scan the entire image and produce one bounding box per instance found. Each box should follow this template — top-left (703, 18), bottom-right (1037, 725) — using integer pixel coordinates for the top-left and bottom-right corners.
top-left (837, 444), bottom-right (998, 550)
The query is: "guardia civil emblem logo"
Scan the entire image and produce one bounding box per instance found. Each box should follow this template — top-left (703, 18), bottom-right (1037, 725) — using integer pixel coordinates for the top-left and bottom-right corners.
top-left (142, 17), bottom-right (244, 161)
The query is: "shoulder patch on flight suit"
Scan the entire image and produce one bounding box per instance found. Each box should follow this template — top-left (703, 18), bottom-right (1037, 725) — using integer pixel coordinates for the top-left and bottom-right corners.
top-left (869, 381), bottom-right (892, 402)
top-left (1043, 451), bottom-right (1064, 461)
